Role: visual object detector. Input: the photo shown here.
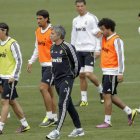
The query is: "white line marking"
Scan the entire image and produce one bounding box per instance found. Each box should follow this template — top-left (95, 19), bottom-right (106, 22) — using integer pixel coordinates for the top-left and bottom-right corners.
top-left (16, 81), bottom-right (140, 88)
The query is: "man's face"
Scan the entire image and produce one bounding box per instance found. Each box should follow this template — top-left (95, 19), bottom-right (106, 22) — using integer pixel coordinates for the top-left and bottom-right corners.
top-left (75, 2), bottom-right (87, 16)
top-left (50, 29), bottom-right (60, 42)
top-left (139, 17), bottom-right (140, 21)
top-left (99, 25), bottom-right (110, 37)
top-left (37, 15), bottom-right (48, 27)
top-left (0, 29), bottom-right (6, 40)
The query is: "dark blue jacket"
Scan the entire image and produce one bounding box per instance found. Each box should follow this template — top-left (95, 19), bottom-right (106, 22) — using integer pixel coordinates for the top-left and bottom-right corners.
top-left (51, 40), bottom-right (81, 80)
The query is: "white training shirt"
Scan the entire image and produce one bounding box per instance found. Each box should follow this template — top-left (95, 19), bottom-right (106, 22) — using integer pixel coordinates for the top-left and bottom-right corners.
top-left (0, 37), bottom-right (22, 81)
top-left (28, 24), bottom-right (52, 67)
top-left (101, 33), bottom-right (125, 76)
top-left (71, 12), bottom-right (101, 52)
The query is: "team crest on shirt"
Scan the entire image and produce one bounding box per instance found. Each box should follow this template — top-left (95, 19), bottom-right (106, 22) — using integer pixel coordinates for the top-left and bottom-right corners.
top-left (85, 21), bottom-right (87, 25)
top-left (59, 50), bottom-right (63, 54)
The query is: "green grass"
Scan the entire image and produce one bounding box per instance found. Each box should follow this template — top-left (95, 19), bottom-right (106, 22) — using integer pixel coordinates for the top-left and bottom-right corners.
top-left (0, 0), bottom-right (140, 139)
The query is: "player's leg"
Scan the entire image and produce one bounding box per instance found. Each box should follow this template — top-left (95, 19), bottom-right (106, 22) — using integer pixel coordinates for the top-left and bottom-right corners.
top-left (39, 67), bottom-right (56, 127)
top-left (0, 80), bottom-right (10, 119)
top-left (95, 75), bottom-right (114, 128)
top-left (84, 52), bottom-right (104, 104)
top-left (48, 85), bottom-right (58, 125)
top-left (10, 99), bottom-right (30, 133)
top-left (74, 52), bottom-right (88, 106)
top-left (112, 94), bottom-right (137, 126)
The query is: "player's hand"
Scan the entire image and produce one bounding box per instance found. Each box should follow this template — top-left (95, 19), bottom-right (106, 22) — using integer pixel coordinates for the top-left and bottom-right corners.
top-left (117, 75), bottom-right (123, 83)
top-left (94, 52), bottom-right (100, 59)
top-left (8, 78), bottom-right (15, 83)
top-left (95, 31), bottom-right (102, 38)
top-left (27, 64), bottom-right (32, 73)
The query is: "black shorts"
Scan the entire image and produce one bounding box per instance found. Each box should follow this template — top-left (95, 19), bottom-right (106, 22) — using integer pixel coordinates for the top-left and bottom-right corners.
top-left (1, 79), bottom-right (18, 100)
top-left (77, 52), bottom-right (95, 67)
top-left (102, 75), bottom-right (118, 95)
top-left (41, 67), bottom-right (54, 86)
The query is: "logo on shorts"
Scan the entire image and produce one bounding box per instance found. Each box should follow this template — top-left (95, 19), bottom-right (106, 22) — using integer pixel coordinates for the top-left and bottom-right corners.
top-left (6, 94), bottom-right (9, 97)
top-left (46, 79), bottom-right (50, 82)
top-left (107, 89), bottom-right (111, 91)
top-left (59, 50), bottom-right (63, 54)
top-left (90, 62), bottom-right (93, 65)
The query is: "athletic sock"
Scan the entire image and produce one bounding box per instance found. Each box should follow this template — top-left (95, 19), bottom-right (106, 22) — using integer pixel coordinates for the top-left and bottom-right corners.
top-left (104, 115), bottom-right (111, 124)
top-left (0, 122), bottom-right (5, 131)
top-left (97, 84), bottom-right (103, 93)
top-left (52, 114), bottom-right (57, 121)
top-left (81, 91), bottom-right (87, 102)
top-left (123, 106), bottom-right (132, 115)
top-left (20, 118), bottom-right (29, 127)
top-left (46, 111), bottom-right (52, 119)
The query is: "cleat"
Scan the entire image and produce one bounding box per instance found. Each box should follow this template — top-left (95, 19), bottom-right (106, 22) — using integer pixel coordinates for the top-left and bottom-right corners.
top-left (135, 107), bottom-right (140, 114)
top-left (46, 130), bottom-right (60, 139)
top-left (74, 101), bottom-right (88, 106)
top-left (95, 122), bottom-right (112, 128)
top-left (39, 116), bottom-right (55, 127)
top-left (0, 112), bottom-right (10, 119)
top-left (0, 130), bottom-right (2, 135)
top-left (100, 93), bottom-right (104, 104)
top-left (51, 121), bottom-right (58, 127)
top-left (15, 125), bottom-right (30, 133)
top-left (128, 109), bottom-right (137, 126)
top-left (68, 128), bottom-right (84, 137)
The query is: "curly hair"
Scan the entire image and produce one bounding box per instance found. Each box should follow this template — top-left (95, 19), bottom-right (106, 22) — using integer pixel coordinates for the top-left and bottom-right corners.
top-left (98, 18), bottom-right (116, 32)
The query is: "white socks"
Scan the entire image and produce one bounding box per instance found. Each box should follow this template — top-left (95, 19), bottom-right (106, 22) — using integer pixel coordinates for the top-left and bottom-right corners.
top-left (0, 122), bottom-right (5, 131)
top-left (104, 115), bottom-right (111, 124)
top-left (46, 111), bottom-right (52, 119)
top-left (20, 118), bottom-right (29, 127)
top-left (97, 84), bottom-right (103, 93)
top-left (81, 91), bottom-right (87, 102)
top-left (123, 106), bottom-right (132, 115)
top-left (52, 114), bottom-right (58, 121)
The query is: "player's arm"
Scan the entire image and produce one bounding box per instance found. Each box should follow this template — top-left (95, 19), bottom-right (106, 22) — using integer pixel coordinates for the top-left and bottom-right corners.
top-left (27, 35), bottom-right (39, 73)
top-left (66, 44), bottom-right (80, 78)
top-left (114, 38), bottom-right (125, 83)
top-left (71, 19), bottom-right (76, 46)
top-left (9, 42), bottom-right (22, 83)
top-left (138, 27), bottom-right (140, 34)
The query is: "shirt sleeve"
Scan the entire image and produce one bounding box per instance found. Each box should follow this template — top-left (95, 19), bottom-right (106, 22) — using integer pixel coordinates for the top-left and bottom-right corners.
top-left (28, 33), bottom-right (39, 64)
top-left (66, 43), bottom-right (80, 77)
top-left (114, 38), bottom-right (125, 75)
top-left (71, 19), bottom-right (76, 46)
top-left (10, 42), bottom-right (22, 79)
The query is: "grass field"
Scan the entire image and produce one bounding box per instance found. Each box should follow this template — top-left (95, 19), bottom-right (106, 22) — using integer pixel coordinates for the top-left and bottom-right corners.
top-left (0, 0), bottom-right (140, 139)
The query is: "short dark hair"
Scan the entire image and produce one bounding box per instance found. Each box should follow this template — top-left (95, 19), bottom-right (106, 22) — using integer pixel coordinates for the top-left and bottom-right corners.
top-left (98, 18), bottom-right (116, 32)
top-left (36, 10), bottom-right (50, 23)
top-left (75, 0), bottom-right (86, 5)
top-left (138, 13), bottom-right (140, 17)
top-left (0, 22), bottom-right (9, 36)
top-left (51, 25), bottom-right (66, 39)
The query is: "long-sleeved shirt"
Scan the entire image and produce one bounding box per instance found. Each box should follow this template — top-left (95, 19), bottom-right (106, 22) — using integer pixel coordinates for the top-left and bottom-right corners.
top-left (51, 41), bottom-right (80, 80)
top-left (101, 33), bottom-right (125, 75)
top-left (71, 12), bottom-right (101, 52)
top-left (0, 37), bottom-right (22, 81)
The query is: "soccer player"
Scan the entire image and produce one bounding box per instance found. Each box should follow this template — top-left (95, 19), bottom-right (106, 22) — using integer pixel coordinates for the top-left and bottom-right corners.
top-left (95, 18), bottom-right (137, 128)
top-left (46, 25), bottom-right (84, 139)
top-left (27, 10), bottom-right (57, 127)
top-left (0, 22), bottom-right (30, 134)
top-left (71, 0), bottom-right (104, 106)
